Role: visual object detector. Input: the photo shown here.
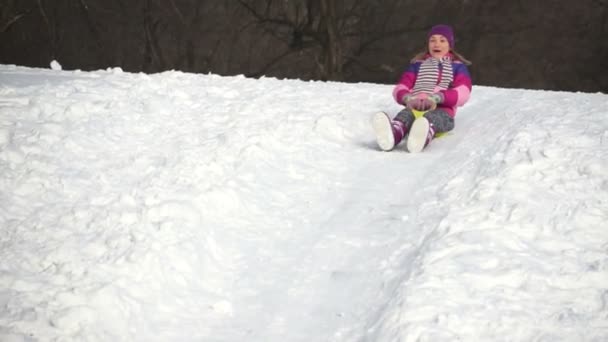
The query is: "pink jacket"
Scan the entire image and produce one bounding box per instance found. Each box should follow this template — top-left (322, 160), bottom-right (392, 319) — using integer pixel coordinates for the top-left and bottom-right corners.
top-left (392, 53), bottom-right (472, 117)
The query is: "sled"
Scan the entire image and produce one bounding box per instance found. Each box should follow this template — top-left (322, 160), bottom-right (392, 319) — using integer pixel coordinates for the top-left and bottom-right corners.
top-left (410, 105), bottom-right (447, 138)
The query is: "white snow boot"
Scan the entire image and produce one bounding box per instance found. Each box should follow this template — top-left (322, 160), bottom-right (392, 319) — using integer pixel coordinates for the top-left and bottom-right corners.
top-left (406, 117), bottom-right (435, 153)
top-left (372, 112), bottom-right (406, 151)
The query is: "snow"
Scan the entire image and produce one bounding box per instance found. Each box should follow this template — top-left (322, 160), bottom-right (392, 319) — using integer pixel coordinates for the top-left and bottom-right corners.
top-left (0, 63), bottom-right (607, 342)
top-left (49, 61), bottom-right (62, 71)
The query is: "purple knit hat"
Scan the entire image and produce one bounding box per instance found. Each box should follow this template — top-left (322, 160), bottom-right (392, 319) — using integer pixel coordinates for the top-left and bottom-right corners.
top-left (428, 24), bottom-right (455, 48)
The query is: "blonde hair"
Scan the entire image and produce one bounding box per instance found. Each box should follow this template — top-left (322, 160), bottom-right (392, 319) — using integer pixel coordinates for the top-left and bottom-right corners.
top-left (411, 49), bottom-right (472, 65)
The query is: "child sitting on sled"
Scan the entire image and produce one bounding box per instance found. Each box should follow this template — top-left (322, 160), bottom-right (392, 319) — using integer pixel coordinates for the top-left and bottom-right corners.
top-left (373, 24), bottom-right (473, 152)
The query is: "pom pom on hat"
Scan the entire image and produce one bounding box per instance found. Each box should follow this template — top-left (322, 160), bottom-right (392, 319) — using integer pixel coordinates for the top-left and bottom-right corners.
top-left (428, 24), bottom-right (454, 48)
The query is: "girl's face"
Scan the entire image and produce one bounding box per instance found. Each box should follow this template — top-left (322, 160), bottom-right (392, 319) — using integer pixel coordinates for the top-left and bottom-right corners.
top-left (428, 34), bottom-right (450, 58)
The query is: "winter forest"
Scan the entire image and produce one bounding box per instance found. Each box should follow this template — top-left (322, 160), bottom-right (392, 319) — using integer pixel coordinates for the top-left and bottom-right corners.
top-left (1, 0), bottom-right (608, 92)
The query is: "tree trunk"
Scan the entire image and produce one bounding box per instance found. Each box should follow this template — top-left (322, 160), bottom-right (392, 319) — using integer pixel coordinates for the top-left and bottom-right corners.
top-left (319, 0), bottom-right (342, 80)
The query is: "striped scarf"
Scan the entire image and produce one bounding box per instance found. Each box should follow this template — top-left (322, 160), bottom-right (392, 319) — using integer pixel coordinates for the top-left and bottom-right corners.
top-left (412, 56), bottom-right (453, 95)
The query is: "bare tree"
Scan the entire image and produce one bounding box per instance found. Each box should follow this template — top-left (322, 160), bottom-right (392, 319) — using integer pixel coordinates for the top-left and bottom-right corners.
top-left (235, 0), bottom-right (423, 81)
top-left (0, 0), bottom-right (31, 33)
top-left (1, 0), bottom-right (606, 92)
top-left (143, 0), bottom-right (165, 71)
top-left (35, 0), bottom-right (59, 60)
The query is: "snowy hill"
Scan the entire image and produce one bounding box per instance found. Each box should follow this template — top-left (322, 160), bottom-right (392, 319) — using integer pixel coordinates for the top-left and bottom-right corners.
top-left (1, 64), bottom-right (607, 342)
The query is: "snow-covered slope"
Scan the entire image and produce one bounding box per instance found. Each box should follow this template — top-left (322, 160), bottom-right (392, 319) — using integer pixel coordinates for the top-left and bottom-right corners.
top-left (1, 64), bottom-right (607, 341)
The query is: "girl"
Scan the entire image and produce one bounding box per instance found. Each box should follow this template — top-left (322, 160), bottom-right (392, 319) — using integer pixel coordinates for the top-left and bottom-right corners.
top-left (373, 24), bottom-right (473, 153)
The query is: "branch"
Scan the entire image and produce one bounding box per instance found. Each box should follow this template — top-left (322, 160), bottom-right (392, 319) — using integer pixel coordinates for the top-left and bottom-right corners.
top-left (237, 0), bottom-right (297, 28)
top-left (36, 0), bottom-right (50, 29)
top-left (35, 0), bottom-right (58, 57)
top-left (1, 11), bottom-right (28, 33)
top-left (77, 0), bottom-right (117, 67)
top-left (168, 0), bottom-right (185, 24)
top-left (247, 47), bottom-right (302, 78)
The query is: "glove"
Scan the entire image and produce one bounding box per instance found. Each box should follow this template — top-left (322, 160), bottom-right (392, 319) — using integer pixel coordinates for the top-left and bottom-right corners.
top-left (404, 93), bottom-right (444, 111)
top-left (401, 94), bottom-right (414, 106)
top-left (405, 93), bottom-right (435, 111)
top-left (429, 92), bottom-right (444, 104)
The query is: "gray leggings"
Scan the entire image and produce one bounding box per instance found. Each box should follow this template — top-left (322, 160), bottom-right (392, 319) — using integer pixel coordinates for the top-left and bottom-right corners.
top-left (394, 107), bottom-right (454, 133)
